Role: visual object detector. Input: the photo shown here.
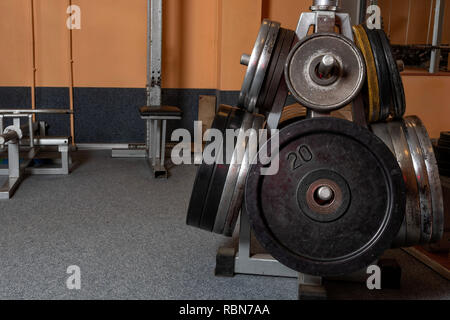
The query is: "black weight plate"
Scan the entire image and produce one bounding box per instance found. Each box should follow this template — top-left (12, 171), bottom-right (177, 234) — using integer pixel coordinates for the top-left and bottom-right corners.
top-left (376, 29), bottom-right (406, 119)
top-left (186, 106), bottom-right (232, 228)
top-left (436, 145), bottom-right (450, 163)
top-left (199, 107), bottom-right (246, 231)
top-left (364, 26), bottom-right (392, 122)
top-left (439, 131), bottom-right (450, 142)
top-left (439, 132), bottom-right (450, 149)
top-left (256, 28), bottom-right (287, 111)
top-left (439, 167), bottom-right (450, 177)
top-left (245, 118), bottom-right (406, 277)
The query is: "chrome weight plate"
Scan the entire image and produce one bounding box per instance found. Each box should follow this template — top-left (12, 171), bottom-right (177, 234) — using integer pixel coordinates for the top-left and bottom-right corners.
top-left (200, 107), bottom-right (246, 231)
top-left (186, 105), bottom-right (233, 228)
top-left (245, 21), bottom-right (281, 113)
top-left (403, 118), bottom-right (434, 244)
top-left (372, 121), bottom-right (421, 247)
top-left (377, 29), bottom-right (406, 119)
top-left (220, 114), bottom-right (265, 236)
top-left (238, 20), bottom-right (271, 108)
top-left (246, 118), bottom-right (406, 276)
top-left (285, 33), bottom-right (366, 112)
top-left (405, 116), bottom-right (444, 243)
top-left (213, 111), bottom-right (255, 234)
top-left (258, 29), bottom-right (297, 116)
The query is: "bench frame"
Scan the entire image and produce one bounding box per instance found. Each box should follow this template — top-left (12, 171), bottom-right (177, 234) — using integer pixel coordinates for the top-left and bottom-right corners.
top-left (0, 111), bottom-right (72, 200)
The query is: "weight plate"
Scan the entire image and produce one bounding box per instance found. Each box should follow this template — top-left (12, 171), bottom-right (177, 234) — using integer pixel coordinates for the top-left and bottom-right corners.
top-left (440, 131), bottom-right (450, 142)
top-left (371, 122), bottom-right (407, 247)
top-left (436, 146), bottom-right (450, 163)
top-left (246, 21), bottom-right (281, 113)
top-left (403, 118), bottom-right (434, 244)
top-left (222, 114), bottom-right (265, 236)
top-left (213, 111), bottom-right (254, 234)
top-left (438, 132), bottom-right (450, 149)
top-left (200, 107), bottom-right (246, 231)
top-left (352, 25), bottom-right (381, 123)
top-left (260, 29), bottom-right (296, 116)
top-left (256, 28), bottom-right (287, 112)
top-left (364, 26), bottom-right (392, 122)
top-left (439, 167), bottom-right (450, 177)
top-left (405, 116), bottom-right (444, 243)
top-left (372, 121), bottom-right (421, 247)
top-left (238, 20), bottom-right (271, 108)
top-left (278, 104), bottom-right (307, 129)
top-left (246, 118), bottom-right (406, 276)
top-left (186, 105), bottom-right (232, 228)
top-left (377, 29), bottom-right (406, 119)
top-left (285, 33), bottom-right (366, 112)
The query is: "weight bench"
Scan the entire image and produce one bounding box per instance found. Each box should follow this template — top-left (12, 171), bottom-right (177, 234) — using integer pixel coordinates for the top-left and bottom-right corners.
top-left (112, 0), bottom-right (183, 179)
top-left (0, 109), bottom-right (72, 199)
top-left (140, 106), bottom-right (183, 178)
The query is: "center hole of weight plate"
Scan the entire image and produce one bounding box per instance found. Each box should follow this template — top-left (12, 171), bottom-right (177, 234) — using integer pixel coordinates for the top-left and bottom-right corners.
top-left (309, 55), bottom-right (340, 86)
top-left (313, 185), bottom-right (335, 207)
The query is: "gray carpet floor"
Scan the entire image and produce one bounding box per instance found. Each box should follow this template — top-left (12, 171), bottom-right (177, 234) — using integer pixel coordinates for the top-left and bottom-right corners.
top-left (0, 150), bottom-right (448, 300)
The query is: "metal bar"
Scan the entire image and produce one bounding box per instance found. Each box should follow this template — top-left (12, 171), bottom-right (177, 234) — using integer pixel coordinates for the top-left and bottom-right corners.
top-left (68, 0), bottom-right (76, 145)
top-left (8, 142), bottom-right (20, 178)
top-left (152, 119), bottom-right (158, 166)
top-left (156, 120), bottom-right (161, 159)
top-left (28, 115), bottom-right (34, 147)
top-left (111, 149), bottom-right (147, 158)
top-left (20, 137), bottom-right (70, 146)
top-left (0, 177), bottom-right (22, 200)
top-left (148, 120), bottom-right (154, 159)
top-left (160, 120), bottom-right (167, 165)
top-left (426, 0), bottom-right (435, 45)
top-left (30, 0), bottom-right (36, 119)
top-left (429, 0), bottom-right (446, 73)
top-left (234, 209), bottom-right (298, 278)
top-left (60, 145), bottom-right (69, 174)
top-left (405, 0), bottom-right (412, 45)
top-left (146, 119), bottom-right (151, 151)
top-left (148, 0), bottom-right (163, 107)
top-left (0, 109), bottom-right (73, 115)
top-left (141, 115), bottom-right (182, 121)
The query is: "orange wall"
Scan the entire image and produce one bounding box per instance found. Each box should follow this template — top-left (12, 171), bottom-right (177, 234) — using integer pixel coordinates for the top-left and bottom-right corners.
top-left (379, 0), bottom-right (450, 45)
top-left (0, 0), bottom-right (312, 90)
top-left (403, 75), bottom-right (450, 138)
top-left (0, 0), bottom-right (449, 135)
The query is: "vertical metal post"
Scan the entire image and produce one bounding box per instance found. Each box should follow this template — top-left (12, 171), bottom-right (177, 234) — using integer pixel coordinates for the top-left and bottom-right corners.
top-left (28, 115), bottom-right (34, 147)
top-left (429, 0), bottom-right (446, 73)
top-left (238, 209), bottom-right (252, 261)
top-left (160, 120), bottom-right (167, 166)
top-left (340, 0), bottom-right (365, 25)
top-left (8, 142), bottom-right (20, 178)
top-left (156, 120), bottom-right (161, 159)
top-left (147, 0), bottom-right (163, 107)
top-left (152, 119), bottom-right (158, 166)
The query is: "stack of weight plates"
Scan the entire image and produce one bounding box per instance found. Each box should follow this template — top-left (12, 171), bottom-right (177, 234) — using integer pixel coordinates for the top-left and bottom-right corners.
top-left (435, 132), bottom-right (450, 177)
top-left (187, 19), bottom-right (300, 237)
top-left (353, 25), bottom-right (406, 123)
top-left (371, 117), bottom-right (445, 247)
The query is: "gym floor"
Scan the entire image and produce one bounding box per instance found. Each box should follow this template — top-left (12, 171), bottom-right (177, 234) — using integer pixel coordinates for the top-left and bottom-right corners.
top-left (0, 150), bottom-right (448, 300)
